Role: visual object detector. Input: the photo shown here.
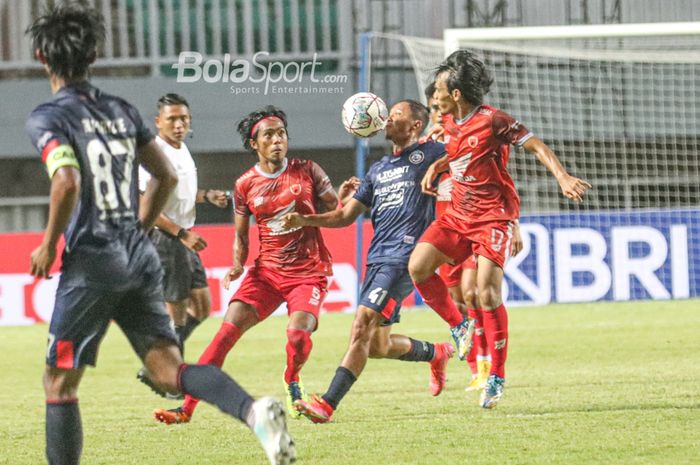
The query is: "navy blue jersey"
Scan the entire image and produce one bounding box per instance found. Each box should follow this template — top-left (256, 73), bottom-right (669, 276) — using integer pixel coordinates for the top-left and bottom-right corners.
top-left (354, 140), bottom-right (445, 265)
top-left (26, 82), bottom-right (153, 253)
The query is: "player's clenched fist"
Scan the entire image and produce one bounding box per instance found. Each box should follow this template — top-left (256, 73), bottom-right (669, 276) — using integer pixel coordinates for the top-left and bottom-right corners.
top-left (282, 212), bottom-right (304, 230)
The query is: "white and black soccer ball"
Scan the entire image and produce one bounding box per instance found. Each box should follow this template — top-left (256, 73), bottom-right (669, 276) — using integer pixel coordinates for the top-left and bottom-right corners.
top-left (341, 92), bottom-right (388, 138)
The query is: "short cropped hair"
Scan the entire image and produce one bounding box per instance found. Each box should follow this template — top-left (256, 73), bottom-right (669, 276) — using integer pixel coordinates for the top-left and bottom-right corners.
top-left (395, 99), bottom-right (430, 133)
top-left (26, 2), bottom-right (105, 81)
top-left (157, 93), bottom-right (190, 112)
top-left (237, 106), bottom-right (288, 152)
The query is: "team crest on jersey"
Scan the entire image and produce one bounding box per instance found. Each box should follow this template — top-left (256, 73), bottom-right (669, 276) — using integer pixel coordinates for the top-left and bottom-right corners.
top-left (408, 150), bottom-right (424, 164)
top-left (290, 183), bottom-right (302, 195)
top-left (467, 136), bottom-right (478, 148)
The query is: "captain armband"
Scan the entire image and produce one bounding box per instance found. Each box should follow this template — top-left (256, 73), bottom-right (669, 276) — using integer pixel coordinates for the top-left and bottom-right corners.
top-left (45, 144), bottom-right (80, 178)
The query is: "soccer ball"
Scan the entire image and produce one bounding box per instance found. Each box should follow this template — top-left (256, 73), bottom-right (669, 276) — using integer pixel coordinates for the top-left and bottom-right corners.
top-left (341, 92), bottom-right (388, 138)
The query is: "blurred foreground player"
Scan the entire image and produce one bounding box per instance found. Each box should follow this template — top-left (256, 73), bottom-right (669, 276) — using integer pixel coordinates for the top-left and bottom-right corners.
top-left (25, 4), bottom-right (294, 464)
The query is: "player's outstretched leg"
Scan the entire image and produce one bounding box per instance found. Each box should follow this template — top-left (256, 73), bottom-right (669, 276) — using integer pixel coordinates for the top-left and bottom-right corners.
top-left (252, 397), bottom-right (297, 465)
top-left (153, 321), bottom-right (242, 422)
top-left (429, 342), bottom-right (455, 396)
top-left (178, 364), bottom-right (296, 465)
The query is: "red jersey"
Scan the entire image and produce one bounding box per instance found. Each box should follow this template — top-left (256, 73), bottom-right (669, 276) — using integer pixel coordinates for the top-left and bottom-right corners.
top-left (234, 158), bottom-right (334, 277)
top-left (443, 105), bottom-right (532, 222)
top-left (435, 172), bottom-right (452, 218)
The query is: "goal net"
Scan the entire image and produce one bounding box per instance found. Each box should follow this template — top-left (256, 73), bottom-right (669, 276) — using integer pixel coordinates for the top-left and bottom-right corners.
top-left (361, 24), bottom-right (700, 303)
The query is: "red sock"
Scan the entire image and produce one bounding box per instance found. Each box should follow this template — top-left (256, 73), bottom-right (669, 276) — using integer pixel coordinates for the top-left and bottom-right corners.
top-left (414, 274), bottom-right (464, 327)
top-left (182, 322), bottom-right (241, 416)
top-left (466, 308), bottom-right (478, 374)
top-left (284, 328), bottom-right (313, 384)
top-left (482, 304), bottom-right (508, 378)
top-left (473, 307), bottom-right (489, 357)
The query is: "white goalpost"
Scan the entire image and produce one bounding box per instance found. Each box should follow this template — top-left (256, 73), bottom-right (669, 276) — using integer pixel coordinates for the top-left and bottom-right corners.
top-left (359, 23), bottom-right (700, 304)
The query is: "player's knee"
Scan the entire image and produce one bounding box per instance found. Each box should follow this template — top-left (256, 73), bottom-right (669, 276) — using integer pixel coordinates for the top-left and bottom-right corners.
top-left (408, 257), bottom-right (429, 283)
top-left (368, 345), bottom-right (389, 358)
top-left (286, 327), bottom-right (311, 349)
top-left (368, 339), bottom-right (389, 358)
top-left (148, 366), bottom-right (181, 394)
top-left (462, 287), bottom-right (479, 309)
top-left (368, 347), bottom-right (386, 358)
top-left (349, 321), bottom-right (372, 347)
top-left (479, 286), bottom-right (501, 309)
top-left (43, 368), bottom-right (80, 401)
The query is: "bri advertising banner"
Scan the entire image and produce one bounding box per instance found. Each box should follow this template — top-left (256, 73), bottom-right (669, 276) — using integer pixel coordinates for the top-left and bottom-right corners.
top-left (0, 208), bottom-right (697, 326)
top-left (503, 208), bottom-right (699, 305)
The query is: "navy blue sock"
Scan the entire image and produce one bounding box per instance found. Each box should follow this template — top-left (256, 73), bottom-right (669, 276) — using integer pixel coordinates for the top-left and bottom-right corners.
top-left (322, 367), bottom-right (357, 410)
top-left (398, 338), bottom-right (435, 362)
top-left (179, 364), bottom-right (254, 422)
top-left (46, 401), bottom-right (82, 465)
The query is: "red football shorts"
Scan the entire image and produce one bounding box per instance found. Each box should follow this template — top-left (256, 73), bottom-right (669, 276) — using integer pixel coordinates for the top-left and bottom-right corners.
top-left (420, 214), bottom-right (513, 269)
top-left (439, 254), bottom-right (477, 288)
top-left (231, 266), bottom-right (329, 325)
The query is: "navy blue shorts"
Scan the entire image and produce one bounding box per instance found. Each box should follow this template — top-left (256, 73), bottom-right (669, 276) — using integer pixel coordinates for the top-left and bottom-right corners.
top-left (359, 263), bottom-right (414, 326)
top-left (46, 232), bottom-right (178, 369)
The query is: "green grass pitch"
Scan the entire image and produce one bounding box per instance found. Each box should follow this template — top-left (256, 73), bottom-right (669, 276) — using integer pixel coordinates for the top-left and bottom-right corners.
top-left (1, 299), bottom-right (698, 464)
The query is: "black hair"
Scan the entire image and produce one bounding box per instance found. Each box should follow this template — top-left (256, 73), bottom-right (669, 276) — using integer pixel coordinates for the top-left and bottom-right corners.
top-left (157, 93), bottom-right (190, 112)
top-left (435, 50), bottom-right (493, 106)
top-left (424, 82), bottom-right (436, 103)
top-left (396, 99), bottom-right (430, 133)
top-left (237, 106), bottom-right (288, 152)
top-left (26, 2), bottom-right (105, 81)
